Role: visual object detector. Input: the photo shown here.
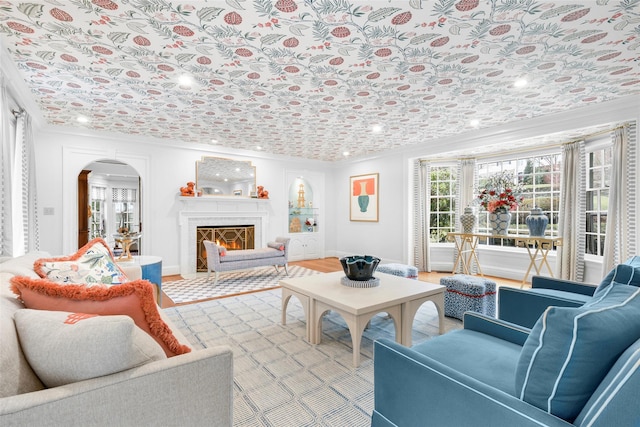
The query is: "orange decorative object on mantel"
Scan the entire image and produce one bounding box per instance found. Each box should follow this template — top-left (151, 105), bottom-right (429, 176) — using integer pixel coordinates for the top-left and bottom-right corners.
top-left (180, 181), bottom-right (196, 196)
top-left (257, 185), bottom-right (269, 199)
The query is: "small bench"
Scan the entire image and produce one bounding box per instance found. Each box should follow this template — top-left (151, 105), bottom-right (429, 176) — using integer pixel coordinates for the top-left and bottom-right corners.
top-left (377, 263), bottom-right (419, 279)
top-left (203, 237), bottom-right (290, 285)
top-left (441, 275), bottom-right (496, 320)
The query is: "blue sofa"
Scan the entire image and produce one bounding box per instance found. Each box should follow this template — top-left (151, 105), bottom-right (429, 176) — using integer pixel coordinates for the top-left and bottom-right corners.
top-left (499, 256), bottom-right (640, 328)
top-left (372, 280), bottom-right (640, 427)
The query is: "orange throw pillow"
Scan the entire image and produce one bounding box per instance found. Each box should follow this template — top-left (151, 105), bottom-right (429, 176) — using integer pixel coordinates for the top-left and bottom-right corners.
top-left (10, 277), bottom-right (191, 357)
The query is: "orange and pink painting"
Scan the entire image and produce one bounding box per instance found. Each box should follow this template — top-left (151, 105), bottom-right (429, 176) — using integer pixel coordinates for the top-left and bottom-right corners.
top-left (350, 173), bottom-right (378, 222)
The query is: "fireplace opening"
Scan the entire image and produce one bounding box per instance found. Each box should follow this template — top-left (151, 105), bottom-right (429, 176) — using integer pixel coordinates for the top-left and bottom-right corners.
top-left (196, 225), bottom-right (255, 271)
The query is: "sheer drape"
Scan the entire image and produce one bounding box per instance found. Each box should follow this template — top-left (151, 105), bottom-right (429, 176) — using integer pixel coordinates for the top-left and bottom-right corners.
top-left (455, 159), bottom-right (476, 272)
top-left (413, 159), bottom-right (431, 271)
top-left (557, 141), bottom-right (585, 281)
top-left (457, 159), bottom-right (476, 215)
top-left (1, 77), bottom-right (39, 257)
top-left (0, 78), bottom-right (12, 256)
top-left (602, 126), bottom-right (637, 273)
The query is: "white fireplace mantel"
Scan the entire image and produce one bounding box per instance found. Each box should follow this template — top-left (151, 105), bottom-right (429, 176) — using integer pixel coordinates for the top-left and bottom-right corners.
top-left (178, 196), bottom-right (270, 276)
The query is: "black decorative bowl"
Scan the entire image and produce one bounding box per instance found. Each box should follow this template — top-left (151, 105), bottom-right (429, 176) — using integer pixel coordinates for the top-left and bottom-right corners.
top-left (340, 255), bottom-right (381, 281)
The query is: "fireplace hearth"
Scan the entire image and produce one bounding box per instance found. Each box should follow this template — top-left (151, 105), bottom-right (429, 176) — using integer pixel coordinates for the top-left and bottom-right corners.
top-left (178, 197), bottom-right (269, 276)
top-left (196, 225), bottom-right (255, 271)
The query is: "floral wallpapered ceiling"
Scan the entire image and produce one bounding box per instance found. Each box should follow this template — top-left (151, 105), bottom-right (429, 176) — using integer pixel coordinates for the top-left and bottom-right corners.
top-left (1, 0), bottom-right (639, 162)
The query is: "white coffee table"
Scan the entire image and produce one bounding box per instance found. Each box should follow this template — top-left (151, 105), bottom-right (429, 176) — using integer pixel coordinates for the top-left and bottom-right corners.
top-left (281, 271), bottom-right (445, 367)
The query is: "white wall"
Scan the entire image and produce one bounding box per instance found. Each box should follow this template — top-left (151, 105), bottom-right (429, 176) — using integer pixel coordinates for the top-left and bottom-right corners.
top-left (34, 128), bottom-right (331, 275)
top-left (331, 152), bottom-right (410, 264)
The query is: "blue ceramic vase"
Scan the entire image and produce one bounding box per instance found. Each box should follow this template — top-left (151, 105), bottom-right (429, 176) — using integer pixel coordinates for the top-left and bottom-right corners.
top-left (489, 211), bottom-right (511, 235)
top-left (460, 207), bottom-right (477, 233)
top-left (526, 207), bottom-right (549, 236)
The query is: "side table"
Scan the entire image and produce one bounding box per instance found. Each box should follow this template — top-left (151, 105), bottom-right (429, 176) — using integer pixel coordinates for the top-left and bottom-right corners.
top-left (119, 256), bottom-right (163, 305)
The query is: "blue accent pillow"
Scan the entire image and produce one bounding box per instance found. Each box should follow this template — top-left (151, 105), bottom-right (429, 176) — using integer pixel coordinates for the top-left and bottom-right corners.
top-left (594, 257), bottom-right (640, 296)
top-left (515, 283), bottom-right (640, 421)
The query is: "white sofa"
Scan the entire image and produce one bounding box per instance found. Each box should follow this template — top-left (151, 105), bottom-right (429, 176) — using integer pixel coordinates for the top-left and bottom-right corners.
top-left (0, 251), bottom-right (233, 426)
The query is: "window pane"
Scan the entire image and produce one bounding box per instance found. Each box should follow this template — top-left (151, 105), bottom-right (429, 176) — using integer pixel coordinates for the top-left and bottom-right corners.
top-left (583, 146), bottom-right (612, 256)
top-left (428, 166), bottom-right (456, 243)
top-left (477, 153), bottom-right (561, 243)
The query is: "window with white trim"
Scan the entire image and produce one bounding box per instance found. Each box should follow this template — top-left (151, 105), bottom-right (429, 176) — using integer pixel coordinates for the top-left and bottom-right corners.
top-left (476, 153), bottom-right (561, 246)
top-left (585, 145), bottom-right (612, 256)
top-left (429, 165), bottom-right (457, 243)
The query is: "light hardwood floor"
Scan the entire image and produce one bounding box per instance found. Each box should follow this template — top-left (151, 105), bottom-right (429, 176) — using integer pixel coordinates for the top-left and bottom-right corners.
top-left (159, 257), bottom-right (524, 308)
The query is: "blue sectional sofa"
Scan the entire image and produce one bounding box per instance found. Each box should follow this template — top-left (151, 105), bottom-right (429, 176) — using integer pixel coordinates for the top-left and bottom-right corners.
top-left (499, 256), bottom-right (640, 328)
top-left (372, 280), bottom-right (640, 426)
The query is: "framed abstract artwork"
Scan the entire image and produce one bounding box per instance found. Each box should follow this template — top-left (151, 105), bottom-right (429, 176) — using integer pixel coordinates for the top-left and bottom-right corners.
top-left (350, 173), bottom-right (379, 222)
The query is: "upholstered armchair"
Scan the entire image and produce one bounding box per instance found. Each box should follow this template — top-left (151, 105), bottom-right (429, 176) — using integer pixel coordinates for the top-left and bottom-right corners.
top-left (373, 285), bottom-right (640, 427)
top-left (499, 256), bottom-right (640, 328)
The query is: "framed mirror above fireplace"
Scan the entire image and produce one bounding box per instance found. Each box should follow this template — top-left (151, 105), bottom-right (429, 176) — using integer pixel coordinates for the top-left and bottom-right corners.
top-left (196, 157), bottom-right (256, 197)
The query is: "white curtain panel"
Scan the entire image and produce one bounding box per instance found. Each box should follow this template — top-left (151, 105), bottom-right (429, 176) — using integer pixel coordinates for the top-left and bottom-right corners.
top-left (0, 77), bottom-right (12, 256)
top-left (602, 125), bottom-right (637, 273)
top-left (0, 74), bottom-right (39, 257)
top-left (14, 111), bottom-right (39, 256)
top-left (557, 141), bottom-right (586, 281)
top-left (455, 159), bottom-right (477, 273)
top-left (457, 158), bottom-right (477, 219)
top-left (413, 159), bottom-right (431, 272)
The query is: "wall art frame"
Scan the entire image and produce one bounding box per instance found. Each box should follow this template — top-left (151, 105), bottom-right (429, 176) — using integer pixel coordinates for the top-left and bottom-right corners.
top-left (350, 173), bottom-right (379, 222)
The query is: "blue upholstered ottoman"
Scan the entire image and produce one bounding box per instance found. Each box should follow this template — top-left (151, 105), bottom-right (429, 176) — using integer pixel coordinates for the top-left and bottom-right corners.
top-left (377, 263), bottom-right (419, 280)
top-left (441, 275), bottom-right (496, 320)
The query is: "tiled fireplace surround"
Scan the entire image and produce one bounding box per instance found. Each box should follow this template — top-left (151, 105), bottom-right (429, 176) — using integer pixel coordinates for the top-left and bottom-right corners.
top-left (178, 197), bottom-right (269, 276)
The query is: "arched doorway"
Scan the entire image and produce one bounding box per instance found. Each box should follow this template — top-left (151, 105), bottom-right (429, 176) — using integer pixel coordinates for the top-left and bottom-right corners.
top-left (78, 160), bottom-right (141, 254)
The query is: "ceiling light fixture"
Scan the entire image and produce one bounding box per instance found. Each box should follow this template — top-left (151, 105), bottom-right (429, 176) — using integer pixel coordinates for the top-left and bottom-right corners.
top-left (470, 119), bottom-right (480, 127)
top-left (77, 116), bottom-right (89, 123)
top-left (343, 151), bottom-right (350, 157)
top-left (514, 78), bottom-right (528, 88)
top-left (372, 124), bottom-right (383, 133)
top-left (211, 139), bottom-right (218, 144)
top-left (178, 74), bottom-right (192, 86)
top-left (256, 146), bottom-right (262, 150)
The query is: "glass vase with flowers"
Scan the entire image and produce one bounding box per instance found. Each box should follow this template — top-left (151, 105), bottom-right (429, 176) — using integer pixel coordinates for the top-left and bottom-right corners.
top-left (477, 171), bottom-right (523, 235)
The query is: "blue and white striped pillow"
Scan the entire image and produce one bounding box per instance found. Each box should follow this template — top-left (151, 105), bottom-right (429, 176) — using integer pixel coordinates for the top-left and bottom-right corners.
top-left (515, 283), bottom-right (640, 421)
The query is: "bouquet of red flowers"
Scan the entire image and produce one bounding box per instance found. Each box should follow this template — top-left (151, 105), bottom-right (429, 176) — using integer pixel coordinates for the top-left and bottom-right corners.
top-left (477, 171), bottom-right (523, 213)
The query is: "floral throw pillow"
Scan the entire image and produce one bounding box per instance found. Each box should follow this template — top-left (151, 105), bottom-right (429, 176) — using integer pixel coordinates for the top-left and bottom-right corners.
top-left (34, 238), bottom-right (128, 285)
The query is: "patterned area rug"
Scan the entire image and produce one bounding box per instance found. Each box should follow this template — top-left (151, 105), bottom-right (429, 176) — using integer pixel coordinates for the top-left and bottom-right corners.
top-left (162, 265), bottom-right (320, 304)
top-left (163, 289), bottom-right (462, 427)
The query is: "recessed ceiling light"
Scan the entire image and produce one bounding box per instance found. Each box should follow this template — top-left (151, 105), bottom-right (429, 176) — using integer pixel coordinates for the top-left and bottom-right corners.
top-left (372, 124), bottom-right (383, 133)
top-left (343, 151), bottom-right (350, 157)
top-left (178, 74), bottom-right (192, 86)
top-left (211, 139), bottom-right (218, 144)
top-left (514, 78), bottom-right (528, 88)
top-left (77, 116), bottom-right (89, 123)
top-left (256, 146), bottom-right (262, 150)
top-left (470, 119), bottom-right (480, 127)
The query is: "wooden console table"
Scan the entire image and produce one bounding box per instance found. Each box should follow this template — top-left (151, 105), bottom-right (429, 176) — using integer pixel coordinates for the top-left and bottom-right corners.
top-left (447, 232), bottom-right (562, 286)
